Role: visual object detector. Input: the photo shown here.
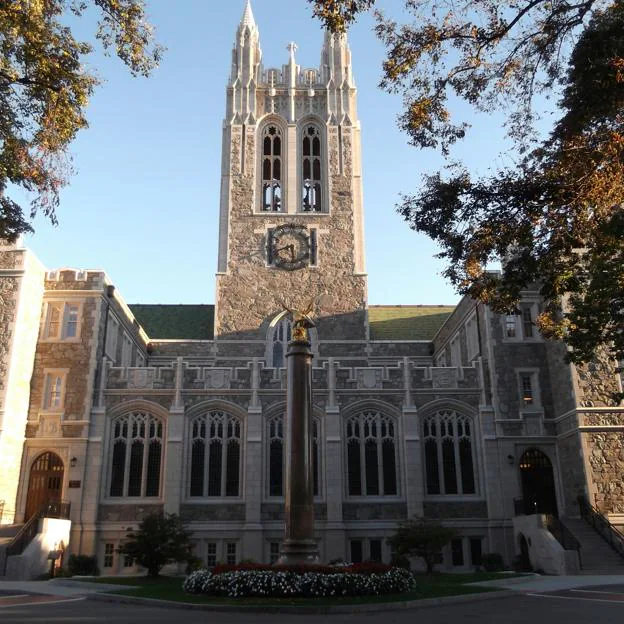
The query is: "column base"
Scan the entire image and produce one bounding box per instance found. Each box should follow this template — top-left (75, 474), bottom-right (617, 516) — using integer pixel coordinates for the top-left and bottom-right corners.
top-left (276, 539), bottom-right (320, 565)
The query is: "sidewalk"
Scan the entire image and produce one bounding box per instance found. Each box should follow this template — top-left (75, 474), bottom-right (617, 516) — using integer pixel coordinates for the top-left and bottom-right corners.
top-left (471, 574), bottom-right (624, 592)
top-left (0, 578), bottom-right (136, 596)
top-left (0, 574), bottom-right (622, 609)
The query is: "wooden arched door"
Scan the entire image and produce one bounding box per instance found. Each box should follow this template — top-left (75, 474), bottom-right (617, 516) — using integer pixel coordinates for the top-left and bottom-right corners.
top-left (519, 448), bottom-right (558, 516)
top-left (25, 452), bottom-right (64, 521)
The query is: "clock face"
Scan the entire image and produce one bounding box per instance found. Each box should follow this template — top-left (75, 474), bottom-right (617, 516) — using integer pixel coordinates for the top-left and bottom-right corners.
top-left (269, 224), bottom-right (310, 271)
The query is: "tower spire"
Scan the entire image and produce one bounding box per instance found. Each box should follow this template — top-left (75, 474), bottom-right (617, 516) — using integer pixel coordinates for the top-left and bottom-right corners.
top-left (241, 0), bottom-right (256, 28)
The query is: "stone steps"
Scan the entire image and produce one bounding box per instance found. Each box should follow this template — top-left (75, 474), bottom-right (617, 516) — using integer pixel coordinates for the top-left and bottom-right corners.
top-left (0, 524), bottom-right (22, 539)
top-left (562, 517), bottom-right (624, 574)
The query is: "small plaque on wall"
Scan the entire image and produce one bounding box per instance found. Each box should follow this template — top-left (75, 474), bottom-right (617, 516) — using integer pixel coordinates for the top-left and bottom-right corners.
top-left (68, 480), bottom-right (81, 488)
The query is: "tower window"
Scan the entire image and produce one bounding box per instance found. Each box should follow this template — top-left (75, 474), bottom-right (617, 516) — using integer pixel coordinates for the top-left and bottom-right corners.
top-left (301, 125), bottom-right (323, 212)
top-left (271, 317), bottom-right (292, 369)
top-left (261, 125), bottom-right (283, 212)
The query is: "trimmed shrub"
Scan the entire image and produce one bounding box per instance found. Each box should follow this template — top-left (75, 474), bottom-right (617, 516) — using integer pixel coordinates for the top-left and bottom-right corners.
top-left (211, 562), bottom-right (392, 576)
top-left (67, 554), bottom-right (99, 577)
top-left (183, 566), bottom-right (416, 598)
top-left (481, 552), bottom-right (505, 572)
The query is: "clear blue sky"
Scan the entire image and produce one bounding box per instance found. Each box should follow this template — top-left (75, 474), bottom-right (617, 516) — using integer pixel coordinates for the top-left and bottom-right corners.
top-left (24, 0), bottom-right (515, 306)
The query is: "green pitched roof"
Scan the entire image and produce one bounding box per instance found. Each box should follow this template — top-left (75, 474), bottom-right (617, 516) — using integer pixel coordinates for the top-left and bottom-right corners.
top-left (129, 304), bottom-right (214, 340)
top-left (368, 305), bottom-right (455, 340)
top-left (128, 304), bottom-right (453, 342)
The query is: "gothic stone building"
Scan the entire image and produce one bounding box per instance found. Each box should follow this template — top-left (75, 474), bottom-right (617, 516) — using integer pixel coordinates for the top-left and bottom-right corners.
top-left (0, 3), bottom-right (623, 574)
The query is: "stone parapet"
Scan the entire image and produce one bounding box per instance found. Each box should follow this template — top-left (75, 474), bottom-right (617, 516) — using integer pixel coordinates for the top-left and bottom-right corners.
top-left (104, 361), bottom-right (483, 396)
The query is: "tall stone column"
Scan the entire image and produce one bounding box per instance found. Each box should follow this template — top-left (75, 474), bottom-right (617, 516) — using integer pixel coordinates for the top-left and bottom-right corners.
top-left (277, 338), bottom-right (319, 564)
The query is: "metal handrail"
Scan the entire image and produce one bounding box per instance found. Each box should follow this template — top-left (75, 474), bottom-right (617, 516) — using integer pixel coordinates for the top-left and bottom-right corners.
top-left (1, 500), bottom-right (71, 575)
top-left (545, 514), bottom-right (582, 568)
top-left (513, 497), bottom-right (557, 516)
top-left (578, 496), bottom-right (624, 560)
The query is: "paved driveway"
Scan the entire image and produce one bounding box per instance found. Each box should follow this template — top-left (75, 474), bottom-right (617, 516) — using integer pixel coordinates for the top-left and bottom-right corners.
top-left (0, 584), bottom-right (624, 624)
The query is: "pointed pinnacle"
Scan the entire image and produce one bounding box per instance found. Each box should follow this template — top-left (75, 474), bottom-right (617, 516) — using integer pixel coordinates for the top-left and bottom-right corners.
top-left (241, 0), bottom-right (256, 28)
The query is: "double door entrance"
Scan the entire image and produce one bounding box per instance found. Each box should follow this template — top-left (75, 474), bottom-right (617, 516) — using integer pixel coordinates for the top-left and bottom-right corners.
top-left (24, 452), bottom-right (64, 521)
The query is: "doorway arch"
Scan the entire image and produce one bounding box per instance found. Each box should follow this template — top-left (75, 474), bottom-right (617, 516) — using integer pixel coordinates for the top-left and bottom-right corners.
top-left (25, 452), bottom-right (64, 521)
top-left (519, 448), bottom-right (557, 516)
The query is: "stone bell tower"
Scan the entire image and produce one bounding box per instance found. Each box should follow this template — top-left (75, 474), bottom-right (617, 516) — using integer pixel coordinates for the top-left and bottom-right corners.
top-left (215, 0), bottom-right (368, 341)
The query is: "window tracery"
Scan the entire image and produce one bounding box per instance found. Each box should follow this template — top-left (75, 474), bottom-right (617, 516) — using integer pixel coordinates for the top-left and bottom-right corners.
top-left (261, 125), bottom-right (283, 212)
top-left (271, 317), bottom-right (292, 369)
top-left (345, 410), bottom-right (397, 496)
top-left (267, 413), bottom-right (320, 497)
top-left (109, 412), bottom-right (163, 497)
top-left (189, 411), bottom-right (242, 497)
top-left (423, 410), bottom-right (476, 495)
top-left (301, 125), bottom-right (322, 212)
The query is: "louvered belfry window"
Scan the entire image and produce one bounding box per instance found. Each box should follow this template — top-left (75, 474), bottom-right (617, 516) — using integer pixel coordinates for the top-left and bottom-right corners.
top-left (301, 125), bottom-right (322, 212)
top-left (189, 411), bottom-right (242, 497)
top-left (261, 125), bottom-right (283, 212)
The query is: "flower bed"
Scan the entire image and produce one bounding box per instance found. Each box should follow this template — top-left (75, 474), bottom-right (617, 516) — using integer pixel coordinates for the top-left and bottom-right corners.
top-left (183, 565), bottom-right (416, 598)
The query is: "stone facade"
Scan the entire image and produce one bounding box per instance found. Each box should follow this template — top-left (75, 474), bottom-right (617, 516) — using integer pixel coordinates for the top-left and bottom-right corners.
top-left (0, 3), bottom-right (622, 575)
top-left (0, 245), bottom-right (45, 523)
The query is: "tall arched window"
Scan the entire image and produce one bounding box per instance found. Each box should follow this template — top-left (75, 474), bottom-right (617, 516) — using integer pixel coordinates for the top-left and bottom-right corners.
top-left (261, 125), bottom-right (283, 212)
top-left (345, 410), bottom-right (397, 496)
top-left (271, 317), bottom-right (292, 369)
top-left (423, 410), bottom-right (475, 495)
top-left (189, 411), bottom-right (242, 497)
top-left (301, 125), bottom-right (322, 212)
top-left (109, 412), bottom-right (163, 497)
top-left (267, 413), bottom-right (320, 497)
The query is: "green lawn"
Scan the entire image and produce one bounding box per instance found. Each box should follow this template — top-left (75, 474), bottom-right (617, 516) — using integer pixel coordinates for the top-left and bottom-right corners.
top-left (90, 572), bottom-right (518, 606)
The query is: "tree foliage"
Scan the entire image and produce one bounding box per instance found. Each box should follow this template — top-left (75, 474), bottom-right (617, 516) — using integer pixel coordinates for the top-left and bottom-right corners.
top-left (387, 517), bottom-right (458, 573)
top-left (310, 0), bottom-right (624, 367)
top-left (117, 513), bottom-right (195, 577)
top-left (308, 0), bottom-right (375, 34)
top-left (0, 0), bottom-right (162, 242)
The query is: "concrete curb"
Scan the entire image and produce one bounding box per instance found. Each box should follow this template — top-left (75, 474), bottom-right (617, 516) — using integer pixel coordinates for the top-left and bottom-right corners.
top-left (469, 573), bottom-right (541, 588)
top-left (89, 588), bottom-right (517, 614)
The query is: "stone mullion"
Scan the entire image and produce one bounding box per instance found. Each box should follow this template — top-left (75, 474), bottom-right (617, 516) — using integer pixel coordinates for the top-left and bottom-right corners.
top-left (453, 429), bottom-right (462, 495)
top-left (122, 424), bottom-right (132, 497)
top-left (376, 416), bottom-right (384, 496)
top-left (203, 422), bottom-right (210, 498)
top-left (359, 426), bottom-right (367, 495)
top-left (140, 421), bottom-right (150, 498)
top-left (436, 417), bottom-right (445, 495)
top-left (221, 429), bottom-right (228, 497)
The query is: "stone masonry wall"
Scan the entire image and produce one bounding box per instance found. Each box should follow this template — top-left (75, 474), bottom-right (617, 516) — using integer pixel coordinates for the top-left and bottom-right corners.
top-left (27, 294), bottom-right (100, 434)
top-left (575, 347), bottom-right (622, 408)
top-left (587, 431), bottom-right (624, 513)
top-left (216, 123), bottom-right (367, 340)
top-left (0, 248), bottom-right (45, 522)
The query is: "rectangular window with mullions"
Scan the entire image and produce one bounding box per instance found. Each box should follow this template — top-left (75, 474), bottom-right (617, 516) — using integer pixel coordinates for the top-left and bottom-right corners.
top-left (226, 542), bottom-right (237, 565)
top-left (44, 302), bottom-right (81, 340)
top-left (451, 539), bottom-right (464, 566)
top-left (42, 370), bottom-right (67, 411)
top-left (103, 543), bottom-right (114, 568)
top-left (269, 542), bottom-right (280, 564)
top-left (350, 540), bottom-right (363, 564)
top-left (206, 542), bottom-right (217, 568)
top-left (517, 370), bottom-right (540, 408)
